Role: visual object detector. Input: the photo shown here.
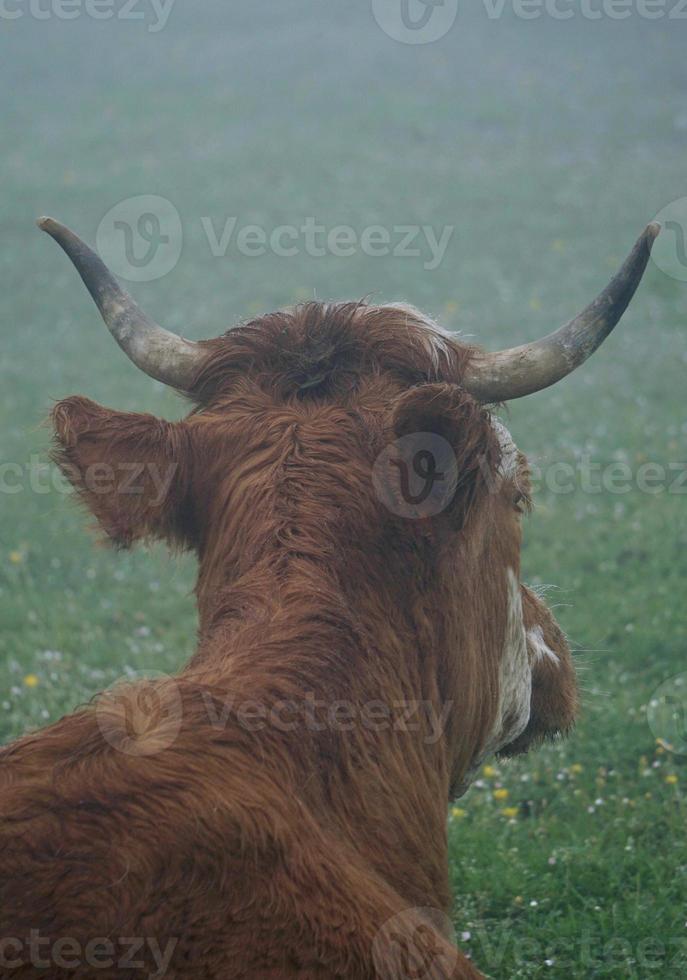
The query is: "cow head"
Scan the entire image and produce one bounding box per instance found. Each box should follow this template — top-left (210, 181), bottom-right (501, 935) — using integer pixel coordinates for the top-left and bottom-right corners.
top-left (40, 217), bottom-right (657, 796)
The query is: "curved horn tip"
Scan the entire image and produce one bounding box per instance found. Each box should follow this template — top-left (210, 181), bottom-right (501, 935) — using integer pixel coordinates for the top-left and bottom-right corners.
top-left (36, 216), bottom-right (68, 239)
top-left (462, 221), bottom-right (661, 403)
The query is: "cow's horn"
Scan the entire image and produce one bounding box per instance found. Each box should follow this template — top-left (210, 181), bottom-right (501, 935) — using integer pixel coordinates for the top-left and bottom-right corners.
top-left (37, 217), bottom-right (204, 390)
top-left (462, 223), bottom-right (660, 401)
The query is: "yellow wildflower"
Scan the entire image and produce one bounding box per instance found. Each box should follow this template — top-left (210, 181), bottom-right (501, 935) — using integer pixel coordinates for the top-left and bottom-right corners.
top-left (665, 774), bottom-right (678, 785)
top-left (502, 807), bottom-right (519, 819)
top-left (493, 788), bottom-right (509, 802)
top-left (9, 551), bottom-right (23, 564)
top-left (570, 763), bottom-right (584, 774)
top-left (483, 765), bottom-right (497, 778)
top-left (23, 674), bottom-right (39, 688)
top-left (451, 807), bottom-right (467, 819)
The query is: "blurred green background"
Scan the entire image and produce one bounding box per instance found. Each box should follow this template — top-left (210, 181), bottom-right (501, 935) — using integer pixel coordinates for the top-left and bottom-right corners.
top-left (1, 2), bottom-right (686, 977)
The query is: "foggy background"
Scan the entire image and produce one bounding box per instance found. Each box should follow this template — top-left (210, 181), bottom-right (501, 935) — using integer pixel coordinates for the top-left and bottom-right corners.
top-left (1, 3), bottom-right (686, 976)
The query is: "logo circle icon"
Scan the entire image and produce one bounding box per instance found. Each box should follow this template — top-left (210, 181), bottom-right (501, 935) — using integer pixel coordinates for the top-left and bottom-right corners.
top-left (647, 673), bottom-right (687, 756)
top-left (95, 669), bottom-right (183, 757)
top-left (373, 432), bottom-right (458, 519)
top-left (372, 907), bottom-right (458, 980)
top-left (650, 197), bottom-right (687, 283)
top-left (96, 195), bottom-right (182, 283)
top-left (371, 0), bottom-right (458, 44)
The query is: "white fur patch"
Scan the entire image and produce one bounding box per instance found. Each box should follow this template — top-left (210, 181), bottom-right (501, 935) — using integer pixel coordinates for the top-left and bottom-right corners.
top-left (527, 626), bottom-right (560, 666)
top-left (455, 570), bottom-right (531, 797)
top-left (490, 417), bottom-right (519, 481)
top-left (487, 569), bottom-right (532, 752)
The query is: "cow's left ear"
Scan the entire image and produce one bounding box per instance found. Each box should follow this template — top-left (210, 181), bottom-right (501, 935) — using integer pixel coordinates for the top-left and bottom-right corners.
top-left (51, 396), bottom-right (193, 550)
top-left (387, 382), bottom-right (500, 527)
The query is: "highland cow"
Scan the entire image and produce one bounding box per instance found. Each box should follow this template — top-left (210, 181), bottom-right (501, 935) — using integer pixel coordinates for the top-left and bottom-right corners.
top-left (0, 218), bottom-right (659, 978)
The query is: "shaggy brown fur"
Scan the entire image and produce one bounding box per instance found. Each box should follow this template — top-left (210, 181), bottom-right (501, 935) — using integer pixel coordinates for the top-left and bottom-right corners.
top-left (0, 303), bottom-right (578, 979)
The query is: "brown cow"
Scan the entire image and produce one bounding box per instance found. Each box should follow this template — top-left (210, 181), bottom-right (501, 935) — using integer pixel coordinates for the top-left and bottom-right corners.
top-left (0, 219), bottom-right (658, 979)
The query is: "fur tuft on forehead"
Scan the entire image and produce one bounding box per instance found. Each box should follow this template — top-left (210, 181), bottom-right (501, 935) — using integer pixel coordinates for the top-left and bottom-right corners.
top-left (188, 301), bottom-right (477, 405)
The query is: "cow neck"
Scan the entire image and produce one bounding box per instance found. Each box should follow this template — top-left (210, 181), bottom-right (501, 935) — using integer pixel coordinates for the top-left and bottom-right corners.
top-left (182, 556), bottom-right (455, 909)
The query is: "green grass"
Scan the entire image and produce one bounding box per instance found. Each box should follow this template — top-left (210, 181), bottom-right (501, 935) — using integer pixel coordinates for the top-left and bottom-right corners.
top-left (1, 4), bottom-right (686, 977)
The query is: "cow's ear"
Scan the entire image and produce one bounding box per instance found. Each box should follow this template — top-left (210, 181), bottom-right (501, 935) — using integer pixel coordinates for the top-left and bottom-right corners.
top-left (385, 383), bottom-right (499, 527)
top-left (51, 396), bottom-right (193, 549)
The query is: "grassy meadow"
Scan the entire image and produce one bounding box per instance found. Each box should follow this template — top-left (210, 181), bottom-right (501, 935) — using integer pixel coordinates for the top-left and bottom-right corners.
top-left (1, 2), bottom-right (686, 977)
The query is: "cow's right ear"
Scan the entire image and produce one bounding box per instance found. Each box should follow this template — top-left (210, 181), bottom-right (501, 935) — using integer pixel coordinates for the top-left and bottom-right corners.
top-left (51, 396), bottom-right (193, 550)
top-left (384, 383), bottom-right (499, 527)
